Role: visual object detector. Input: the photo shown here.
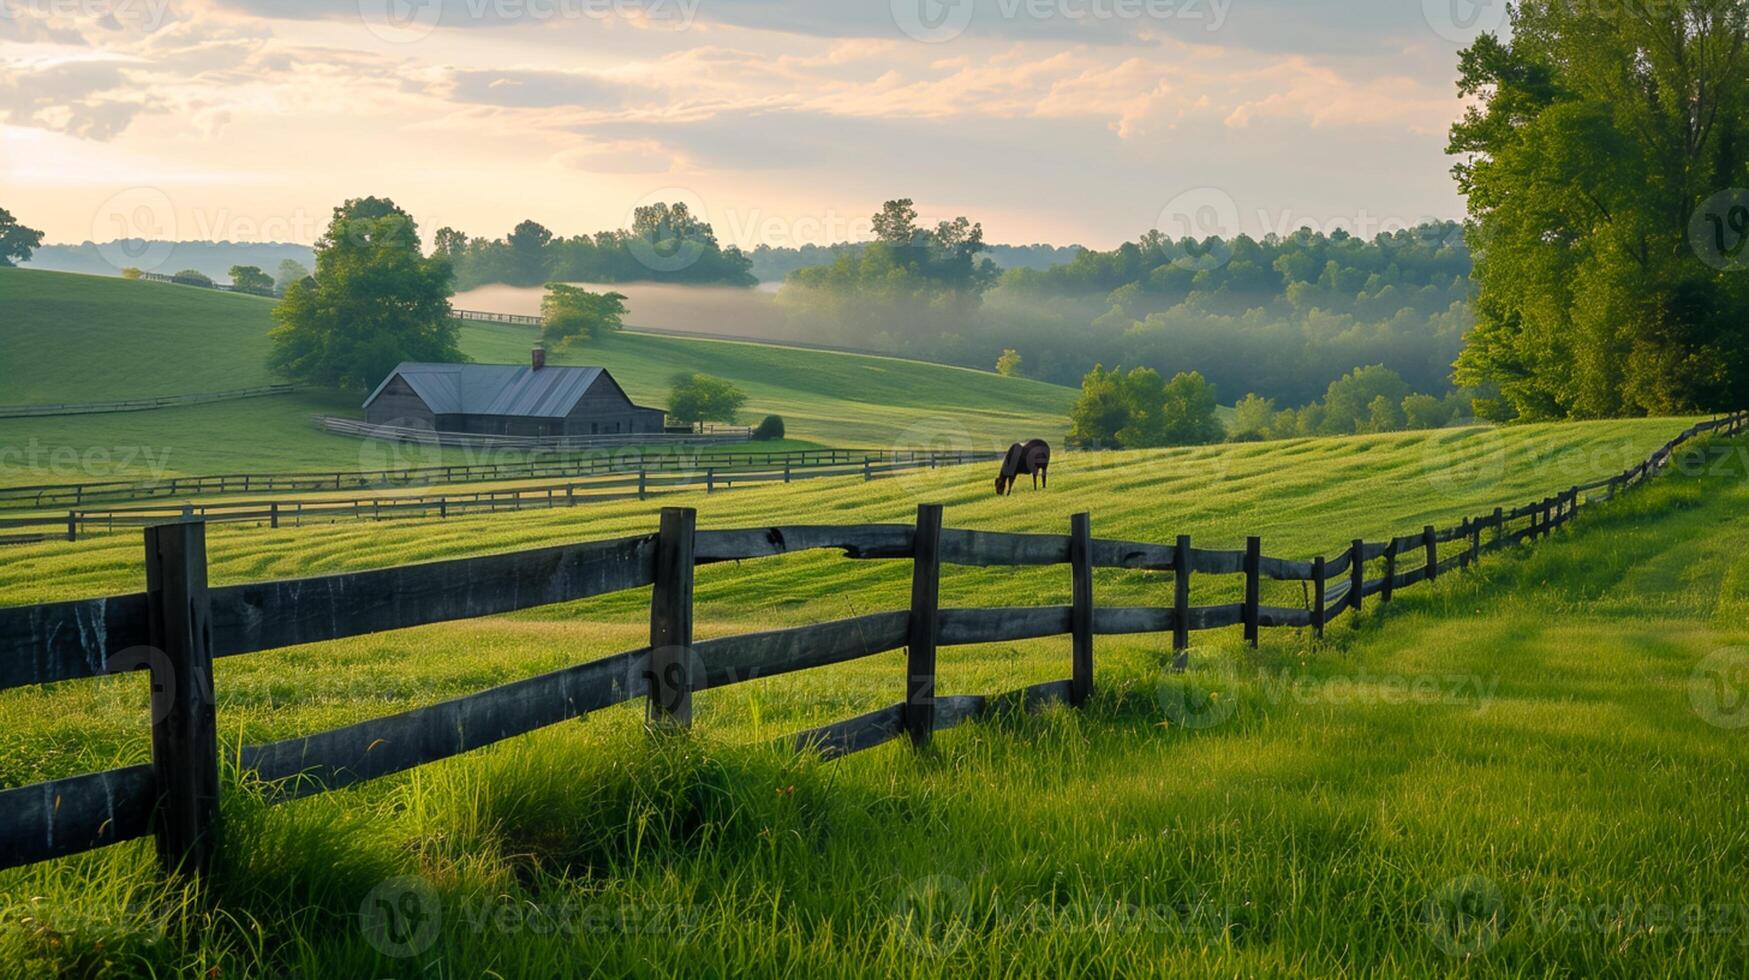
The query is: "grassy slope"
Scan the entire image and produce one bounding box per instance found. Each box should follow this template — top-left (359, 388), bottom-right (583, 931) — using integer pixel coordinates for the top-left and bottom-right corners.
top-left (0, 419), bottom-right (1742, 975)
top-left (0, 269), bottom-right (1073, 485)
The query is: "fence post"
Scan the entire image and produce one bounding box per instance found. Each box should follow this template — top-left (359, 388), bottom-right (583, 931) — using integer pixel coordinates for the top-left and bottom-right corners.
top-left (66, 510), bottom-right (76, 542)
top-left (1172, 534), bottom-right (1191, 670)
top-left (143, 520), bottom-right (219, 878)
top-left (706, 468), bottom-right (714, 494)
top-left (863, 460), bottom-right (873, 482)
top-left (1493, 506), bottom-right (1505, 545)
top-left (638, 469), bottom-right (647, 501)
top-left (1382, 539), bottom-right (1397, 604)
top-left (439, 499), bottom-right (448, 520)
top-left (1069, 512), bottom-right (1094, 707)
top-left (1350, 539), bottom-right (1365, 615)
top-left (1423, 525), bottom-right (1437, 582)
top-left (1312, 556), bottom-right (1326, 640)
top-left (905, 504), bottom-right (944, 748)
top-left (1468, 516), bottom-right (1481, 567)
top-left (269, 503), bottom-right (279, 529)
top-left (784, 464), bottom-right (791, 484)
top-left (566, 485), bottom-right (575, 508)
top-left (647, 507), bottom-right (696, 731)
top-left (1242, 536), bottom-right (1261, 648)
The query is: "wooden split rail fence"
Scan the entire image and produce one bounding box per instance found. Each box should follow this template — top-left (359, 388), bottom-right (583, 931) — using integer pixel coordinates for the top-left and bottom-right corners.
top-left (0, 447), bottom-right (984, 511)
top-left (0, 411), bottom-right (1742, 877)
top-left (0, 452), bottom-right (1003, 544)
top-left (0, 384), bottom-right (303, 420)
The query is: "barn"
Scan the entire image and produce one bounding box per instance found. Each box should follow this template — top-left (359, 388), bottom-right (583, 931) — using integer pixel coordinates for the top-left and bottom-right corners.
top-left (362, 347), bottom-right (666, 437)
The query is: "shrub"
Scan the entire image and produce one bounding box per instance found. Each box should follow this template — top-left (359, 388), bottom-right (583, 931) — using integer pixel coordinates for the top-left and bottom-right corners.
top-left (752, 415), bottom-right (785, 441)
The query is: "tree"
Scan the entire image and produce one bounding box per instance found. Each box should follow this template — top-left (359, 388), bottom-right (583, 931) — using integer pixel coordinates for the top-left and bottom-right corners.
top-left (1230, 392), bottom-right (1276, 441)
top-left (275, 259), bottom-right (310, 289)
top-left (540, 283), bottom-right (627, 348)
top-left (0, 208), bottom-right (44, 266)
top-left (1401, 393), bottom-right (1451, 430)
top-left (432, 226), bottom-right (468, 260)
top-left (1321, 365), bottom-right (1410, 435)
top-left (1068, 364), bottom-right (1130, 448)
top-left (1158, 370), bottom-right (1224, 445)
top-left (1449, 3), bottom-right (1749, 418)
top-left (667, 373), bottom-right (747, 424)
top-left (506, 219), bottom-right (553, 286)
top-left (1362, 394), bottom-right (1405, 434)
top-left (229, 265), bottom-right (274, 293)
top-left (172, 269), bottom-right (213, 287)
top-left (872, 198), bottom-right (921, 247)
top-left (268, 196), bottom-right (459, 389)
top-left (995, 349), bottom-right (1023, 377)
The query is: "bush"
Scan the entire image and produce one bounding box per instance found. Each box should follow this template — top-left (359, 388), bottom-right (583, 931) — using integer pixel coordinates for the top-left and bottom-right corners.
top-left (752, 415), bottom-right (785, 441)
top-left (120, 267), bottom-right (143, 280)
top-left (171, 268), bottom-right (214, 287)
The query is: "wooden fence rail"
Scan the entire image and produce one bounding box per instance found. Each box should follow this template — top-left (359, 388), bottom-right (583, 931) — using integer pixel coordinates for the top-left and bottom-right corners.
top-left (0, 384), bottom-right (303, 419)
top-left (0, 448), bottom-right (998, 512)
top-left (0, 411), bottom-right (1741, 876)
top-left (0, 453), bottom-right (1006, 545)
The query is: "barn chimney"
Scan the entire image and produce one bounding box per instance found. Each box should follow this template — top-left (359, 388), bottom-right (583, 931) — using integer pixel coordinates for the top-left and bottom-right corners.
top-left (531, 345), bottom-right (546, 371)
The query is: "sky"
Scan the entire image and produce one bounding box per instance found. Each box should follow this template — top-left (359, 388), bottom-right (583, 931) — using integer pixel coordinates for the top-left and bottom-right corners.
top-left (0, 0), bottom-right (1509, 252)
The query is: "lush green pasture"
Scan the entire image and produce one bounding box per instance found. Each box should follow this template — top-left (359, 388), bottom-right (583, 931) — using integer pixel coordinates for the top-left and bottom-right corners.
top-left (1, 419), bottom-right (1745, 976)
top-left (0, 268), bottom-right (1072, 485)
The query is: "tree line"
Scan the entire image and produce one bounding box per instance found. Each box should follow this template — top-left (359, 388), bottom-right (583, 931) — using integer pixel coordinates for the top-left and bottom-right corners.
top-left (435, 204), bottom-right (757, 290)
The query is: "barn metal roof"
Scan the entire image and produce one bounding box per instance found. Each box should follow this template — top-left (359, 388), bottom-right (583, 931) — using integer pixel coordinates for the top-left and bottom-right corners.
top-left (362, 362), bottom-right (648, 418)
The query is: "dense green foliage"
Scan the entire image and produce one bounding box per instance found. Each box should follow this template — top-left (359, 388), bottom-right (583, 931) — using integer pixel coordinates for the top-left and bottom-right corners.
top-left (1450, 1), bottom-right (1749, 419)
top-left (777, 218), bottom-right (1472, 407)
top-left (1068, 364), bottom-right (1222, 448)
top-left (268, 197), bottom-right (461, 389)
top-left (275, 259), bottom-right (310, 290)
top-left (0, 207), bottom-right (43, 267)
top-left (0, 418), bottom-right (1732, 976)
top-left (437, 203), bottom-right (757, 290)
top-left (668, 372), bottom-right (748, 425)
top-left (538, 283), bottom-right (627, 349)
top-left (227, 265), bottom-right (275, 294)
top-left (1230, 365), bottom-right (1470, 441)
top-left (752, 415), bottom-right (786, 441)
top-left (171, 268), bottom-right (213, 287)
top-left (748, 241), bottom-right (1082, 283)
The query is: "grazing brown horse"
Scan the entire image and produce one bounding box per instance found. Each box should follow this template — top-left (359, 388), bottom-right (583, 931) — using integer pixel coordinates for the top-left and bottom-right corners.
top-left (995, 439), bottom-right (1051, 495)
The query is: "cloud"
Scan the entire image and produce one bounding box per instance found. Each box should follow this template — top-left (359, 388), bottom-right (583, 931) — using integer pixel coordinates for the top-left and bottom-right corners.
top-left (0, 61), bottom-right (146, 140)
top-left (447, 68), bottom-right (626, 108)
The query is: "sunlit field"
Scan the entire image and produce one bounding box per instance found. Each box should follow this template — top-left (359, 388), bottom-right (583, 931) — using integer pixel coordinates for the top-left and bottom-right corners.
top-left (2, 418), bottom-right (1745, 976)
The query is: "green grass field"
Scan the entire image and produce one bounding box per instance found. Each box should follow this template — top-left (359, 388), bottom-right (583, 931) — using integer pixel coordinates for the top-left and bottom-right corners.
top-left (3, 418), bottom-right (1746, 976)
top-left (0, 269), bottom-right (1074, 485)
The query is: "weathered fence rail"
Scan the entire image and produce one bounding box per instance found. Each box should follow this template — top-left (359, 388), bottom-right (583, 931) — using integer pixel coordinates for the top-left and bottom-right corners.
top-left (0, 384), bottom-right (303, 419)
top-left (0, 448), bottom-right (1000, 513)
top-left (0, 411), bottom-right (1741, 876)
top-left (0, 452), bottom-right (1001, 544)
top-left (315, 416), bottom-right (754, 450)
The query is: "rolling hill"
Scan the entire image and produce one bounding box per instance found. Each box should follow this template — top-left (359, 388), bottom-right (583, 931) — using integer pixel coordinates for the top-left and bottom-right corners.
top-left (0, 268), bottom-right (1075, 482)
